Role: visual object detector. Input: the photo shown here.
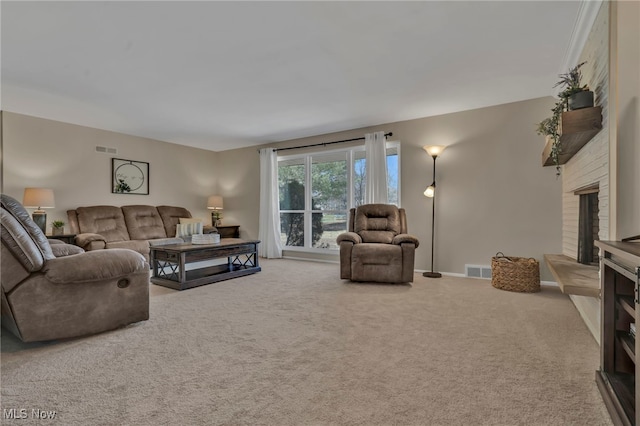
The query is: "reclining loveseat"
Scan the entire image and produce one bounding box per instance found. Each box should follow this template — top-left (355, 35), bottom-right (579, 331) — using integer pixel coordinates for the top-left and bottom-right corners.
top-left (1, 194), bottom-right (149, 342)
top-left (67, 205), bottom-right (216, 262)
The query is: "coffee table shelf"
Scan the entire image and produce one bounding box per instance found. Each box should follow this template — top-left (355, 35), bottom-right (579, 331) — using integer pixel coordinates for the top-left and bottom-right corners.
top-left (150, 238), bottom-right (261, 290)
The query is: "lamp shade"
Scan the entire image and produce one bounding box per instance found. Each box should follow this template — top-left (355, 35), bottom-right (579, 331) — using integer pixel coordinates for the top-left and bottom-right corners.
top-left (423, 145), bottom-right (447, 158)
top-left (23, 188), bottom-right (55, 209)
top-left (207, 195), bottom-right (224, 210)
top-left (424, 185), bottom-right (435, 198)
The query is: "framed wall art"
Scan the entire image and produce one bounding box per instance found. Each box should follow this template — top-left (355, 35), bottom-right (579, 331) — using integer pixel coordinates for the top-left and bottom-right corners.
top-left (112, 158), bottom-right (149, 195)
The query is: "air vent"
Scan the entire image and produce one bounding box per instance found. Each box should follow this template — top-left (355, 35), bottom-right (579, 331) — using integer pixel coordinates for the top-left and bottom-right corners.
top-left (465, 264), bottom-right (492, 279)
top-left (95, 146), bottom-right (117, 154)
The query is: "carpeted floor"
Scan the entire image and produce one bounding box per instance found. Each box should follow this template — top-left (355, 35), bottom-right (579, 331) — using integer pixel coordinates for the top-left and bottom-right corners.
top-left (1, 259), bottom-right (612, 425)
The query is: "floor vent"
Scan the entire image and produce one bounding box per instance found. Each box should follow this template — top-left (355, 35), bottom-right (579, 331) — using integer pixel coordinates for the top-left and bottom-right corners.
top-left (465, 264), bottom-right (492, 279)
top-left (95, 146), bottom-right (117, 154)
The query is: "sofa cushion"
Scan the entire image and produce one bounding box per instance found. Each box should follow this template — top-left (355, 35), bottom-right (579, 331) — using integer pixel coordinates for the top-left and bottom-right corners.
top-left (76, 206), bottom-right (130, 242)
top-left (351, 243), bottom-right (403, 282)
top-left (105, 240), bottom-right (150, 259)
top-left (122, 205), bottom-right (167, 240)
top-left (1, 209), bottom-right (46, 272)
top-left (1, 194), bottom-right (55, 261)
top-left (157, 206), bottom-right (192, 237)
top-left (354, 204), bottom-right (401, 244)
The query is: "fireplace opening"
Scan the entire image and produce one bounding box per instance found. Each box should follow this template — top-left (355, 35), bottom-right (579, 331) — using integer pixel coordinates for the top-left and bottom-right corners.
top-left (576, 186), bottom-right (599, 265)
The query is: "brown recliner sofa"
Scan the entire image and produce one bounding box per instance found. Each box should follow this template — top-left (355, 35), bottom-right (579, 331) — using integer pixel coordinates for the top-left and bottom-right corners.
top-left (67, 205), bottom-right (215, 262)
top-left (337, 204), bottom-right (420, 283)
top-left (1, 194), bottom-right (149, 342)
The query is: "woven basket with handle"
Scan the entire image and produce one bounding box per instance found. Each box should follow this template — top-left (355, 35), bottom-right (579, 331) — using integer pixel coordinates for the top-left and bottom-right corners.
top-left (491, 252), bottom-right (540, 293)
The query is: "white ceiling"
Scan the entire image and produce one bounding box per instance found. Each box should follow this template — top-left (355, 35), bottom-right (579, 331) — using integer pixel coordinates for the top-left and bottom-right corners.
top-left (1, 1), bottom-right (582, 152)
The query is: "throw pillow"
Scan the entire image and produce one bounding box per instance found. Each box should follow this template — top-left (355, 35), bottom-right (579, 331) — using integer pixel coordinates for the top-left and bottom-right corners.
top-left (179, 217), bottom-right (204, 225)
top-left (176, 222), bottom-right (203, 239)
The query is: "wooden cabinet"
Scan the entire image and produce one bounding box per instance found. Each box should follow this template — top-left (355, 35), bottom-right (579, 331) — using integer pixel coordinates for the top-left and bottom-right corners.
top-left (216, 225), bottom-right (240, 239)
top-left (542, 106), bottom-right (603, 166)
top-left (596, 241), bottom-right (640, 425)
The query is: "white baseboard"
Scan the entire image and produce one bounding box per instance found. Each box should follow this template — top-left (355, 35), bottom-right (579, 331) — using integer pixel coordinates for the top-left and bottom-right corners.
top-left (282, 255), bottom-right (339, 264)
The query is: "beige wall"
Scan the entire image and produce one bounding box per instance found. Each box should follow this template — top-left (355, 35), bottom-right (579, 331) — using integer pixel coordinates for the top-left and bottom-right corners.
top-left (1, 112), bottom-right (219, 228)
top-left (2, 102), bottom-right (565, 282)
top-left (217, 97), bottom-right (563, 281)
top-left (615, 0), bottom-right (640, 239)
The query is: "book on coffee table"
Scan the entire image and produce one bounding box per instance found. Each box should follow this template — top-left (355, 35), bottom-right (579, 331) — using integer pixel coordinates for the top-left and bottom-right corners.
top-left (191, 234), bottom-right (220, 245)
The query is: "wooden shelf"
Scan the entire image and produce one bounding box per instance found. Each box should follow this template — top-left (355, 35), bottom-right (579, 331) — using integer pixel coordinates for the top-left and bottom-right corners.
top-left (542, 106), bottom-right (603, 166)
top-left (620, 331), bottom-right (636, 362)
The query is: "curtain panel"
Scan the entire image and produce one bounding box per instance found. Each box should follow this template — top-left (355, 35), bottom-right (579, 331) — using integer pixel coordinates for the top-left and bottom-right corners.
top-left (364, 131), bottom-right (388, 204)
top-left (258, 148), bottom-right (282, 258)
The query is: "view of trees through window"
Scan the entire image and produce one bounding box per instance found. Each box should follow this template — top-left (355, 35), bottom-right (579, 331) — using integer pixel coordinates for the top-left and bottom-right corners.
top-left (278, 144), bottom-right (399, 251)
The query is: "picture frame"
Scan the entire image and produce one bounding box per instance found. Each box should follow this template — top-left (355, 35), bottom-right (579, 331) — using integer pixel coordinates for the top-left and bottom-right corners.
top-left (111, 158), bottom-right (149, 195)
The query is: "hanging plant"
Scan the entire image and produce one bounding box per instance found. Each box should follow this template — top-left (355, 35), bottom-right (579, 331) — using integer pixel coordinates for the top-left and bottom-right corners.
top-left (536, 100), bottom-right (564, 176)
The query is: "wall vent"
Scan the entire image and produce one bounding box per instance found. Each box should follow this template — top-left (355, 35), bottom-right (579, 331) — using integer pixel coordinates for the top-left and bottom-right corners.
top-left (95, 146), bottom-right (117, 154)
top-left (465, 264), bottom-right (492, 279)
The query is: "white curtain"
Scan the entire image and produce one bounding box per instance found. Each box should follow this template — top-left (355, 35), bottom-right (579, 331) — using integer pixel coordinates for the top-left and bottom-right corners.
top-left (258, 148), bottom-right (282, 258)
top-left (364, 131), bottom-right (388, 204)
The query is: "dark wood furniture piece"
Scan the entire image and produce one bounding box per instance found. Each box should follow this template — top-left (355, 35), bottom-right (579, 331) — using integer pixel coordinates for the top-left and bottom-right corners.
top-left (46, 233), bottom-right (77, 245)
top-left (596, 240), bottom-right (640, 426)
top-left (150, 238), bottom-right (260, 290)
top-left (216, 225), bottom-right (240, 238)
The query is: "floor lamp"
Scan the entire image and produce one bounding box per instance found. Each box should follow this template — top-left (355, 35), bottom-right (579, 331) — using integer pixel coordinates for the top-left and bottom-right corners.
top-left (423, 145), bottom-right (446, 278)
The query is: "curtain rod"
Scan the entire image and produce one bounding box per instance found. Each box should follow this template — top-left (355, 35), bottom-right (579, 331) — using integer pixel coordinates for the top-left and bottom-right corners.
top-left (272, 132), bottom-right (393, 152)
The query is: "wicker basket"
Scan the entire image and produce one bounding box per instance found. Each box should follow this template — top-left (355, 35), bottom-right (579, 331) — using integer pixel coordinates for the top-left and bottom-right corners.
top-left (491, 252), bottom-right (540, 293)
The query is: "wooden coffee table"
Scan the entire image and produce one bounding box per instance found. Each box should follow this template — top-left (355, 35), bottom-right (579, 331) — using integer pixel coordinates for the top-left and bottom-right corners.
top-left (150, 238), bottom-right (261, 290)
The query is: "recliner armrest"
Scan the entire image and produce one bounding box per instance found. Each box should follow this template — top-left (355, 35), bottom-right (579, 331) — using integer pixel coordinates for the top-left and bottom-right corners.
top-left (392, 233), bottom-right (420, 248)
top-left (336, 232), bottom-right (362, 245)
top-left (75, 233), bottom-right (107, 250)
top-left (43, 249), bottom-right (148, 283)
top-left (50, 243), bottom-right (85, 257)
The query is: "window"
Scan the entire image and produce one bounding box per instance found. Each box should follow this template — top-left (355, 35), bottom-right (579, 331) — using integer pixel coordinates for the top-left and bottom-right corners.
top-left (278, 142), bottom-right (400, 252)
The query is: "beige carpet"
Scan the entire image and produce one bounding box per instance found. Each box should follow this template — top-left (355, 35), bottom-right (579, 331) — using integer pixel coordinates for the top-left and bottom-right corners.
top-left (1, 259), bottom-right (612, 425)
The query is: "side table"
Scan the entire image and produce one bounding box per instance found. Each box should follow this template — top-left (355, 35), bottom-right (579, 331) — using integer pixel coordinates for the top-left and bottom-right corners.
top-left (46, 233), bottom-right (77, 245)
top-left (216, 225), bottom-right (240, 238)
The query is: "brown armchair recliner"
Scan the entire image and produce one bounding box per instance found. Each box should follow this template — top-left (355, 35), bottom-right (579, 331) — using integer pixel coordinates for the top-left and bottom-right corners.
top-left (1, 194), bottom-right (150, 342)
top-left (337, 204), bottom-right (420, 283)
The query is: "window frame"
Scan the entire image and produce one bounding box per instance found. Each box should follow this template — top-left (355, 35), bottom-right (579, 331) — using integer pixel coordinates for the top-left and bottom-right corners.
top-left (278, 141), bottom-right (400, 253)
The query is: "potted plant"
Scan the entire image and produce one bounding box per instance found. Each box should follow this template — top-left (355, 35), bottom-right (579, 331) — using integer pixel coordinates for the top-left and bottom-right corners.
top-left (211, 210), bottom-right (223, 227)
top-left (52, 220), bottom-right (65, 236)
top-left (554, 61), bottom-right (594, 110)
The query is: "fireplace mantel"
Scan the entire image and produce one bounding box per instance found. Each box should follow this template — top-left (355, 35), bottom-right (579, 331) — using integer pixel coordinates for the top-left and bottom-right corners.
top-left (542, 107), bottom-right (603, 167)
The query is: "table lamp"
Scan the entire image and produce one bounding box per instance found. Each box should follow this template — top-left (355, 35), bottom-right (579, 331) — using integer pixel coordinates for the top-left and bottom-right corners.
top-left (23, 188), bottom-right (55, 233)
